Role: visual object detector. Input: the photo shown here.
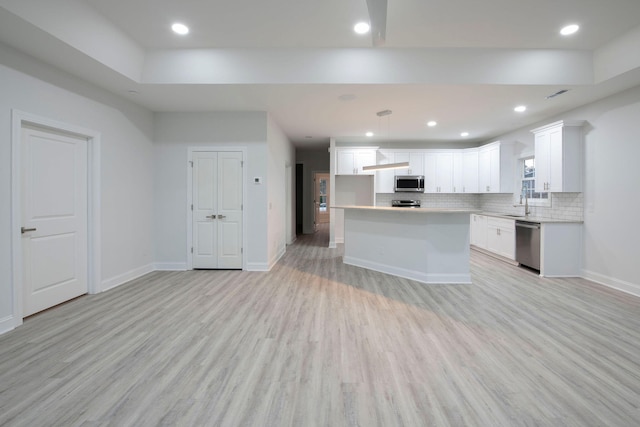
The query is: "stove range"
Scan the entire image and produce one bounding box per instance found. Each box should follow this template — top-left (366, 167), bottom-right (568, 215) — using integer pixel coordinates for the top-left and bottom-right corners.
top-left (391, 199), bottom-right (421, 208)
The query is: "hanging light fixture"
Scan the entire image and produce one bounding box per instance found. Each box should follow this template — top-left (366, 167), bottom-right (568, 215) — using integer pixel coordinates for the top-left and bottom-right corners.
top-left (362, 109), bottom-right (410, 171)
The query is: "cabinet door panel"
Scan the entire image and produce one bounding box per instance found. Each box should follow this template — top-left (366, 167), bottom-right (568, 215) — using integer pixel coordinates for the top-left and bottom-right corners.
top-left (548, 126), bottom-right (564, 192)
top-left (437, 152), bottom-right (454, 193)
top-left (534, 131), bottom-right (550, 192)
top-left (462, 150), bottom-right (479, 193)
top-left (337, 151), bottom-right (355, 175)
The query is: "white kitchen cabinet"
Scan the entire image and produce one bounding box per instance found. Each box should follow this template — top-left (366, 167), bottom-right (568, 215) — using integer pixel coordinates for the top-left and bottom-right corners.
top-left (470, 214), bottom-right (488, 248)
top-left (424, 151), bottom-right (454, 193)
top-left (336, 148), bottom-right (377, 175)
top-left (375, 150), bottom-right (395, 193)
top-left (486, 217), bottom-right (515, 260)
top-left (453, 149), bottom-right (479, 193)
top-left (531, 120), bottom-right (584, 193)
top-left (452, 152), bottom-right (463, 193)
top-left (393, 151), bottom-right (425, 176)
top-left (462, 149), bottom-right (479, 193)
top-left (477, 141), bottom-right (514, 193)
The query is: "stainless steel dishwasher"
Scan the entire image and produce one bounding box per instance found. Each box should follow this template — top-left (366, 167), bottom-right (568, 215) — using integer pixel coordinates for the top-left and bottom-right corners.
top-left (516, 221), bottom-right (541, 270)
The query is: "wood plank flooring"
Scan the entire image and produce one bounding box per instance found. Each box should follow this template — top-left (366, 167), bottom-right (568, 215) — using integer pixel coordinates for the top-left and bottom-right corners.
top-left (1, 226), bottom-right (640, 426)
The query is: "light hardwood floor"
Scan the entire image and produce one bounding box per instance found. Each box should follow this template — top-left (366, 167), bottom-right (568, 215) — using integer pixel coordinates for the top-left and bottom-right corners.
top-left (1, 226), bottom-right (640, 426)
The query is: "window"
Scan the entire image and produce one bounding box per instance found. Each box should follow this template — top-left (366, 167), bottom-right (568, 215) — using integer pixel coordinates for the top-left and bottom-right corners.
top-left (520, 157), bottom-right (548, 202)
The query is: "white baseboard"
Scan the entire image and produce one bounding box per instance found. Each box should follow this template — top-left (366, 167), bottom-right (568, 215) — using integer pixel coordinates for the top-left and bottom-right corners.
top-left (581, 269), bottom-right (640, 298)
top-left (101, 263), bottom-right (155, 293)
top-left (0, 315), bottom-right (15, 335)
top-left (268, 246), bottom-right (286, 270)
top-left (343, 256), bottom-right (472, 285)
top-left (154, 262), bottom-right (187, 271)
top-left (246, 262), bottom-right (269, 272)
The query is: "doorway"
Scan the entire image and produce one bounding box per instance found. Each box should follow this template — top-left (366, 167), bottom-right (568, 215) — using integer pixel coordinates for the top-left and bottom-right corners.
top-left (314, 172), bottom-right (330, 228)
top-left (190, 150), bottom-right (244, 269)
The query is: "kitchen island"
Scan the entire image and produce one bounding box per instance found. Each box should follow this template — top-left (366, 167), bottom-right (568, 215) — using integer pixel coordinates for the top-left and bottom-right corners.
top-left (337, 206), bottom-right (477, 284)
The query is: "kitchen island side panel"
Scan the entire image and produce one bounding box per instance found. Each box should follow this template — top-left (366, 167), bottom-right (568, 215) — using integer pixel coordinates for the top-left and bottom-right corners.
top-left (342, 208), bottom-right (472, 284)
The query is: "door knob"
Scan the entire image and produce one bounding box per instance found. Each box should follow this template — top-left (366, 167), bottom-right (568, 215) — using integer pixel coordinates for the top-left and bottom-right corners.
top-left (21, 227), bottom-right (37, 234)
top-left (206, 215), bottom-right (216, 219)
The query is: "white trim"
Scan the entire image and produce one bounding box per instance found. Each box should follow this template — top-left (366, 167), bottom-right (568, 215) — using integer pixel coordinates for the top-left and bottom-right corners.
top-left (0, 315), bottom-right (15, 335)
top-left (186, 146), bottom-right (247, 271)
top-left (268, 246), bottom-right (286, 270)
top-left (343, 256), bottom-right (472, 284)
top-left (154, 262), bottom-right (188, 271)
top-left (246, 262), bottom-right (270, 272)
top-left (10, 110), bottom-right (101, 330)
top-left (101, 264), bottom-right (155, 292)
top-left (581, 269), bottom-right (640, 298)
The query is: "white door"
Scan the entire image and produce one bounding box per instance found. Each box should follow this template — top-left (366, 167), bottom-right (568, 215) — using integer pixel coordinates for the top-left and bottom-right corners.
top-left (192, 151), bottom-right (243, 269)
top-left (314, 173), bottom-right (330, 225)
top-left (21, 127), bottom-right (88, 317)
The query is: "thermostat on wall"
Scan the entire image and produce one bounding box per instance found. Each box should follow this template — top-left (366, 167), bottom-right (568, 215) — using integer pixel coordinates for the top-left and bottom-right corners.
top-left (253, 177), bottom-right (263, 184)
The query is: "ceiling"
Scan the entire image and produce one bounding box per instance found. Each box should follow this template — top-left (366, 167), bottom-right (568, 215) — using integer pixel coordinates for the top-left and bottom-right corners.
top-left (1, 0), bottom-right (640, 147)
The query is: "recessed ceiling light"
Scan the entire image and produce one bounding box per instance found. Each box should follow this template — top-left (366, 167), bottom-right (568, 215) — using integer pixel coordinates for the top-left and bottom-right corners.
top-left (560, 24), bottom-right (579, 36)
top-left (366, 132), bottom-right (374, 137)
top-left (514, 105), bottom-right (527, 113)
top-left (461, 132), bottom-right (469, 137)
top-left (427, 121), bottom-right (437, 127)
top-left (354, 22), bottom-right (370, 34)
top-left (172, 23), bottom-right (189, 35)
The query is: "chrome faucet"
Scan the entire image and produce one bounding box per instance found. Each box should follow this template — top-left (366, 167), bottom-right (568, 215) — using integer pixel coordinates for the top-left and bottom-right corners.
top-left (520, 187), bottom-right (531, 216)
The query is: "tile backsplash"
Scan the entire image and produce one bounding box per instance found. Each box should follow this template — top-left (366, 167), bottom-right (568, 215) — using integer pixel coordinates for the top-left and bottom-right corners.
top-left (376, 192), bottom-right (583, 221)
top-left (376, 192), bottom-right (479, 209)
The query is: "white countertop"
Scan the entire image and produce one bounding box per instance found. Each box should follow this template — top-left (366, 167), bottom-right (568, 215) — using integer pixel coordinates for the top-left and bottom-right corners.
top-left (479, 211), bottom-right (583, 224)
top-left (335, 205), bottom-right (478, 214)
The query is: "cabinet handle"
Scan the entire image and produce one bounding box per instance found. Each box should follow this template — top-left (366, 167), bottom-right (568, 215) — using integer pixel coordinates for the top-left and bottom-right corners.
top-left (206, 214), bottom-right (216, 219)
top-left (21, 227), bottom-right (37, 234)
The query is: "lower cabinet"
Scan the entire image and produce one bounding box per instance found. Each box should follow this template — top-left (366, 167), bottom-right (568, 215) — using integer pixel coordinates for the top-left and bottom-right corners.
top-left (471, 214), bottom-right (515, 261)
top-left (470, 214), bottom-right (487, 248)
top-left (486, 217), bottom-right (515, 260)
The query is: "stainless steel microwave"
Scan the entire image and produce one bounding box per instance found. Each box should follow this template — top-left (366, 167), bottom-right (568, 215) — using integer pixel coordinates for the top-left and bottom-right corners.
top-left (394, 175), bottom-right (425, 192)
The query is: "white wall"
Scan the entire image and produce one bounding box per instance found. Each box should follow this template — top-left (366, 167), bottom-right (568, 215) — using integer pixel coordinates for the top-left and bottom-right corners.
top-left (489, 84), bottom-right (640, 295)
top-left (153, 112), bottom-right (270, 270)
top-left (295, 147), bottom-right (330, 234)
top-left (334, 175), bottom-right (375, 244)
top-left (266, 115), bottom-right (295, 267)
top-left (0, 42), bottom-right (154, 332)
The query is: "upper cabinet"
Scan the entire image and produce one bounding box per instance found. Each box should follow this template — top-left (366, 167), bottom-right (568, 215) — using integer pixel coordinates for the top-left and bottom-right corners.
top-left (375, 150), bottom-right (395, 193)
top-left (477, 141), bottom-right (514, 193)
top-left (354, 143), bottom-right (515, 194)
top-left (424, 152), bottom-right (454, 193)
top-left (531, 120), bottom-right (584, 193)
top-left (461, 149), bottom-right (479, 193)
top-left (336, 148), bottom-right (377, 175)
top-left (393, 151), bottom-right (425, 176)
top-left (452, 149), bottom-right (479, 194)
